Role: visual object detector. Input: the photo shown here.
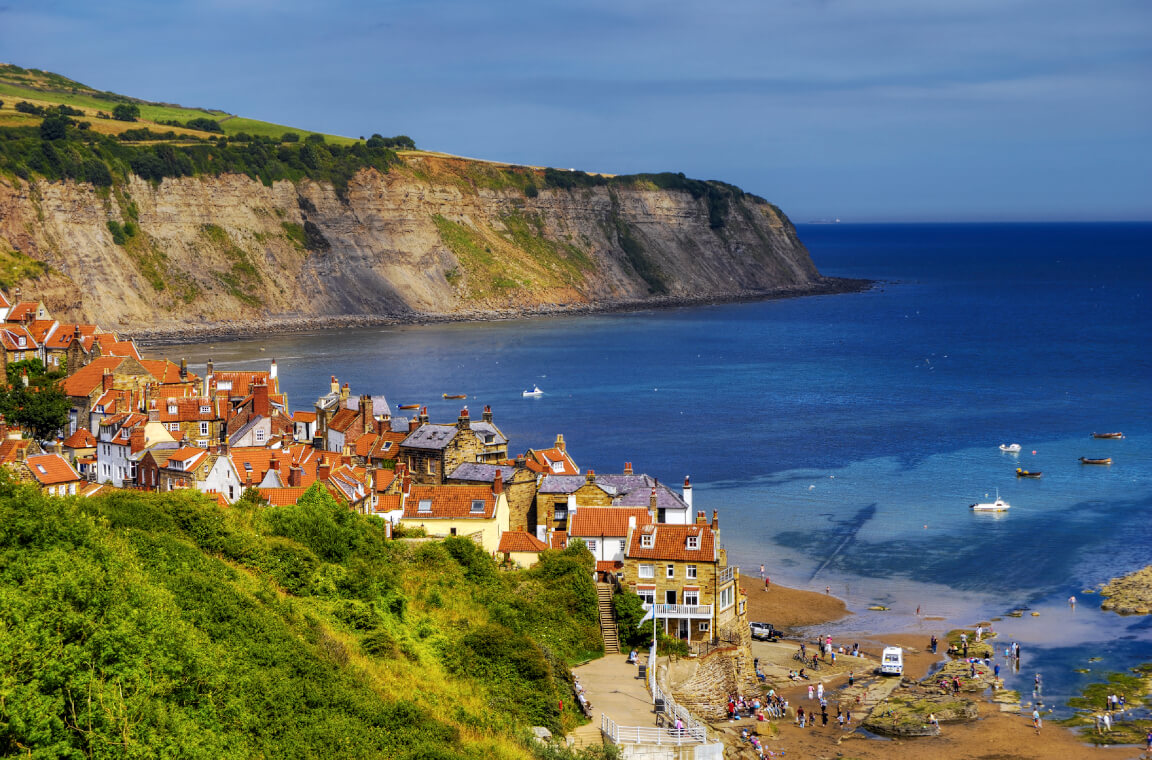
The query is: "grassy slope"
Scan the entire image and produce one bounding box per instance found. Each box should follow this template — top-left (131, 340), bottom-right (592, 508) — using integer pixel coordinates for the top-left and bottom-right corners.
top-left (0, 479), bottom-right (607, 759)
top-left (0, 63), bottom-right (357, 144)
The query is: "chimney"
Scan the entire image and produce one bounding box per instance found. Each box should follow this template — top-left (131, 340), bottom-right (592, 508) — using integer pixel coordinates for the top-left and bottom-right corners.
top-left (683, 475), bottom-right (693, 508)
top-left (253, 381), bottom-right (270, 418)
top-left (317, 457), bottom-right (331, 482)
top-left (73, 324), bottom-right (81, 339)
top-left (288, 466), bottom-right (302, 487)
top-left (408, 416), bottom-right (419, 433)
top-left (493, 468), bottom-right (503, 496)
top-left (555, 433), bottom-right (565, 453)
top-left (206, 357), bottom-right (214, 377)
top-left (54, 437), bottom-right (63, 455)
top-left (712, 510), bottom-right (719, 530)
top-left (697, 510), bottom-right (706, 525)
top-left (585, 468), bottom-right (595, 485)
top-left (482, 405), bottom-right (493, 423)
top-left (457, 407), bottom-right (470, 430)
top-left (311, 435), bottom-right (323, 450)
top-left (624, 461), bottom-right (633, 475)
top-left (340, 383), bottom-right (349, 402)
top-left (628, 516), bottom-right (637, 531)
top-left (179, 358), bottom-right (188, 381)
top-left (330, 375), bottom-right (339, 394)
top-left (359, 395), bottom-right (372, 434)
top-left (418, 406), bottom-right (429, 424)
top-left (269, 359), bottom-right (278, 381)
top-left (649, 487), bottom-right (658, 511)
top-left (514, 454), bottom-right (526, 468)
top-left (376, 416), bottom-right (387, 435)
top-left (102, 368), bottom-right (114, 393)
top-left (129, 427), bottom-right (146, 455)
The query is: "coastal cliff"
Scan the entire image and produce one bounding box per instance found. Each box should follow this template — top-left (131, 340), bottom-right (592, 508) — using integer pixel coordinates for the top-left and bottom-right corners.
top-left (0, 154), bottom-right (836, 337)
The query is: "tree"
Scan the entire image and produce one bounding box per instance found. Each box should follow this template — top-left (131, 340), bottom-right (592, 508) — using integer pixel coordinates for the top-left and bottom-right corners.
top-left (112, 103), bottom-right (140, 121)
top-left (281, 132), bottom-right (300, 143)
top-left (0, 360), bottom-right (69, 442)
top-left (38, 114), bottom-right (69, 140)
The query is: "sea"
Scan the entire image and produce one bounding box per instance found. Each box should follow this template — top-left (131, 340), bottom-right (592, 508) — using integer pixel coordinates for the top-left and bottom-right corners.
top-left (149, 221), bottom-right (1152, 716)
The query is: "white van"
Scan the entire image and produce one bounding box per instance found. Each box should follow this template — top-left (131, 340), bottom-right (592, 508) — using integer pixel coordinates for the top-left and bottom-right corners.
top-left (880, 646), bottom-right (904, 676)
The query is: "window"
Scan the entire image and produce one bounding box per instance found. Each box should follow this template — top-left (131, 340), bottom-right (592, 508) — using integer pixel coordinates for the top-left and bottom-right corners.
top-left (666, 564), bottom-right (675, 578)
top-left (470, 499), bottom-right (485, 513)
top-left (255, 429), bottom-right (265, 442)
top-left (168, 422), bottom-right (180, 432)
top-left (665, 590), bottom-right (676, 604)
top-left (684, 591), bottom-right (699, 605)
top-left (484, 433), bottom-right (495, 443)
top-left (698, 621), bottom-right (710, 633)
top-left (418, 499), bottom-right (432, 513)
top-left (168, 404), bottom-right (178, 415)
top-left (641, 534), bottom-right (653, 548)
top-left (17, 337), bottom-right (25, 348)
top-left (197, 440), bottom-right (208, 449)
top-left (200, 405), bottom-right (211, 414)
top-left (619, 539), bottom-right (627, 553)
top-left (687, 535), bottom-right (699, 550)
top-left (586, 539), bottom-right (598, 553)
top-left (718, 585), bottom-right (734, 611)
top-left (686, 564), bottom-right (697, 579)
top-left (426, 460), bottom-right (435, 475)
top-left (551, 461), bottom-right (564, 473)
top-left (637, 588), bottom-right (655, 604)
top-left (638, 564), bottom-right (654, 579)
top-left (382, 441), bottom-right (392, 451)
top-left (199, 422), bottom-right (209, 435)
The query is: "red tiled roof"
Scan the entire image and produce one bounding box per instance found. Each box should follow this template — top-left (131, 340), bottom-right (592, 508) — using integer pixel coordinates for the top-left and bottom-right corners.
top-left (627, 523), bottom-right (716, 563)
top-left (551, 530), bottom-right (567, 550)
top-left (596, 560), bottom-right (624, 573)
top-left (525, 447), bottom-right (580, 475)
top-left (5, 302), bottom-right (39, 323)
top-left (139, 359), bottom-right (195, 384)
top-left (0, 325), bottom-right (37, 351)
top-left (41, 324), bottom-right (99, 350)
top-left (292, 411), bottom-right (317, 423)
top-left (372, 493), bottom-right (402, 514)
top-left (62, 428), bottom-right (98, 448)
top-left (0, 291), bottom-right (9, 309)
top-left (328, 407), bottom-right (360, 434)
top-left (60, 356), bottom-right (126, 397)
top-left (27, 319), bottom-right (57, 343)
top-left (166, 447), bottom-right (209, 469)
top-left (402, 484), bottom-right (498, 519)
top-left (499, 530), bottom-right (547, 553)
top-left (212, 371), bottom-right (273, 398)
top-left (258, 486), bottom-right (312, 506)
top-left (25, 454), bottom-right (82, 485)
top-left (569, 507), bottom-right (653, 538)
top-left (154, 397), bottom-right (221, 422)
top-left (95, 335), bottom-right (141, 360)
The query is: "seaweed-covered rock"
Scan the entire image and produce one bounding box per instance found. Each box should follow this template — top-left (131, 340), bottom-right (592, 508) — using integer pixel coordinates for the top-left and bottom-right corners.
top-left (863, 692), bottom-right (977, 736)
top-left (1100, 566), bottom-right (1152, 615)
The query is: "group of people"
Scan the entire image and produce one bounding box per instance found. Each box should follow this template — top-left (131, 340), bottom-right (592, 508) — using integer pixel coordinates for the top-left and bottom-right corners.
top-left (794, 702), bottom-right (852, 730)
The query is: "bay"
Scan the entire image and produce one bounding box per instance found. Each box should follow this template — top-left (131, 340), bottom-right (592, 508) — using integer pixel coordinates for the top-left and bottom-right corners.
top-left (150, 221), bottom-right (1152, 713)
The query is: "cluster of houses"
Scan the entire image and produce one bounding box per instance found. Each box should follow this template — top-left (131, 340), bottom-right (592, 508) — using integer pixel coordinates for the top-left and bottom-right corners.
top-left (0, 289), bottom-right (747, 645)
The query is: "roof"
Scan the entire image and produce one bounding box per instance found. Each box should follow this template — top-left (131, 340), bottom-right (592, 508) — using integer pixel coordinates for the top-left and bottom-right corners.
top-left (165, 446), bottom-right (210, 471)
top-left (401, 484), bottom-right (498, 520)
top-left (292, 411), bottom-right (317, 423)
top-left (569, 507), bottom-right (654, 538)
top-left (5, 302), bottom-right (39, 323)
top-left (328, 407), bottom-right (360, 434)
top-left (372, 493), bottom-right (403, 514)
top-left (499, 530), bottom-right (547, 553)
top-left (537, 472), bottom-right (689, 513)
top-left (627, 523), bottom-right (717, 563)
top-left (447, 463), bottom-right (518, 482)
top-left (94, 334), bottom-right (142, 360)
top-left (154, 397), bottom-right (221, 422)
top-left (550, 530), bottom-right (567, 550)
top-left (60, 356), bottom-right (126, 397)
top-left (526, 446), bottom-right (580, 475)
top-left (0, 291), bottom-right (9, 309)
top-left (24, 454), bottom-right (82, 485)
top-left (596, 560), bottom-right (624, 573)
top-left (211, 370), bottom-right (273, 398)
top-left (0, 325), bottom-right (37, 351)
top-left (401, 424), bottom-right (458, 450)
top-left (62, 428), bottom-right (98, 448)
top-left (41, 323), bottom-right (99, 350)
top-left (471, 422), bottom-right (507, 446)
top-left (257, 486), bottom-right (312, 506)
top-left (27, 319), bottom-right (57, 343)
top-left (139, 359), bottom-right (195, 384)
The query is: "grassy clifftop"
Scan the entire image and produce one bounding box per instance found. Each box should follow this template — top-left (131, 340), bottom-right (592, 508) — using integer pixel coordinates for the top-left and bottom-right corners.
top-left (0, 479), bottom-right (608, 759)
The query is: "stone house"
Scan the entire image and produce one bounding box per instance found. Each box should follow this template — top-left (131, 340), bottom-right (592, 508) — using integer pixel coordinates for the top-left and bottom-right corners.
top-left (21, 453), bottom-right (83, 496)
top-left (535, 468), bottom-right (694, 539)
top-left (567, 506), bottom-right (654, 580)
top-left (151, 396), bottom-right (226, 450)
top-left (619, 511), bottom-right (745, 645)
top-left (399, 408), bottom-right (508, 485)
top-left (447, 461), bottom-right (539, 534)
top-left (523, 433), bottom-right (580, 475)
top-left (157, 447), bottom-right (214, 492)
top-left (497, 530), bottom-right (549, 568)
top-left (397, 471), bottom-right (510, 553)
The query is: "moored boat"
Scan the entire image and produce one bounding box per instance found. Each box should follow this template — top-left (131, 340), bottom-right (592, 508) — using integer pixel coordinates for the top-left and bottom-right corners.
top-left (1079, 457), bottom-right (1112, 465)
top-left (999, 443), bottom-right (1021, 453)
top-left (398, 403), bottom-right (420, 410)
top-left (971, 490), bottom-right (1011, 512)
top-left (443, 394), bottom-right (467, 399)
top-left (1015, 468), bottom-right (1042, 478)
top-left (1092, 432), bottom-right (1124, 439)
top-left (522, 385), bottom-right (544, 397)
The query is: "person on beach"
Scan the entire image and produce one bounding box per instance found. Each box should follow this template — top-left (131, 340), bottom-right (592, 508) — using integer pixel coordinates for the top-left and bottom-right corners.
top-left (1032, 708), bottom-right (1042, 734)
top-left (930, 635), bottom-right (938, 654)
top-left (848, 671), bottom-right (854, 687)
top-left (929, 713), bottom-right (939, 730)
top-left (1069, 595), bottom-right (1076, 609)
top-left (760, 564), bottom-right (765, 578)
top-left (994, 663), bottom-right (1001, 681)
top-left (817, 682), bottom-right (824, 701)
top-left (975, 624), bottom-right (983, 642)
top-left (764, 577), bottom-right (769, 591)
top-left (826, 585), bottom-right (831, 594)
top-left (808, 685), bottom-right (814, 701)
top-left (1144, 728), bottom-right (1151, 751)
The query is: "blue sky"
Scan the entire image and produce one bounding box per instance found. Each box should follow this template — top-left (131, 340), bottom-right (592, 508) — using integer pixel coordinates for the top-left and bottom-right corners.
top-left (2, 0), bottom-right (1149, 221)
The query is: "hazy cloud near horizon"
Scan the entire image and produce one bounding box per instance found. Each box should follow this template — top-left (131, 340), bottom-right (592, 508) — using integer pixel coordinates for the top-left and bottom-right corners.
top-left (1, 0), bottom-right (1149, 221)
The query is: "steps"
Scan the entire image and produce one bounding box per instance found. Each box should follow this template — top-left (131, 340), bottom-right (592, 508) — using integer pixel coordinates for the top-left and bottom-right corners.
top-left (597, 583), bottom-right (619, 653)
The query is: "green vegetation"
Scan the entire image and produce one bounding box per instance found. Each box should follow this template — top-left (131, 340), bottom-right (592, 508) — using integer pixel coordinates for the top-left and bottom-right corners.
top-left (0, 359), bottom-right (69, 441)
top-left (0, 242), bottom-right (49, 289)
top-left (202, 224), bottom-right (263, 306)
top-left (432, 214), bottom-right (503, 295)
top-left (500, 210), bottom-right (592, 285)
top-left (608, 194), bottom-right (666, 295)
top-left (1061, 664), bottom-right (1152, 745)
top-left (0, 479), bottom-right (607, 758)
top-left (281, 221), bottom-right (309, 250)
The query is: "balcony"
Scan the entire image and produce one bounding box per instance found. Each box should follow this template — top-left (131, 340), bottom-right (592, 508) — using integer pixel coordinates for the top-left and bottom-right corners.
top-left (718, 566), bottom-right (734, 585)
top-left (644, 603), bottom-right (713, 619)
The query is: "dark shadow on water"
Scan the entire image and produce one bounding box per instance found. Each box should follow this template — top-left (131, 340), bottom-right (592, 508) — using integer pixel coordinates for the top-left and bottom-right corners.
top-left (808, 503), bottom-right (877, 582)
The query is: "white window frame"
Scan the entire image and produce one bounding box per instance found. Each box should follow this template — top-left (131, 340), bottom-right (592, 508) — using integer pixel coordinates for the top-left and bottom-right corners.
top-left (586, 539), bottom-right (598, 553)
top-left (638, 564), bottom-right (654, 579)
top-left (686, 564), bottom-right (697, 579)
top-left (665, 564), bottom-right (675, 578)
top-left (698, 621), bottom-right (710, 632)
top-left (618, 539), bottom-right (626, 553)
top-left (641, 535), bottom-right (653, 548)
top-left (687, 535), bottom-right (699, 550)
top-left (684, 591), bottom-right (699, 605)
top-left (199, 421), bottom-right (209, 436)
top-left (637, 588), bottom-right (655, 604)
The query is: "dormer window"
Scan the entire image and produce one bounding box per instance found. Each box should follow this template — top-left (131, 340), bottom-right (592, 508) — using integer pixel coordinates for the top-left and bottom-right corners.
top-left (470, 499), bottom-right (485, 513)
top-left (382, 441), bottom-right (392, 451)
top-left (200, 405), bottom-right (211, 414)
top-left (17, 337), bottom-right (25, 347)
top-left (551, 460), bottom-right (564, 473)
top-left (641, 534), bottom-right (654, 548)
top-left (418, 499), bottom-right (432, 513)
top-left (168, 404), bottom-right (178, 414)
top-left (484, 434), bottom-right (495, 443)
top-left (686, 535), bottom-right (699, 550)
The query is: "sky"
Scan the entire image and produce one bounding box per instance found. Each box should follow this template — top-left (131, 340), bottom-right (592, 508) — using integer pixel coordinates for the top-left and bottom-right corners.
top-left (1, 0), bottom-right (1149, 221)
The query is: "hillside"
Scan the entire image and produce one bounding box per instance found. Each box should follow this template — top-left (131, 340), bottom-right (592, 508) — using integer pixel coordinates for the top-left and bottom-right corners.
top-left (0, 64), bottom-right (846, 338)
top-left (0, 479), bottom-right (608, 759)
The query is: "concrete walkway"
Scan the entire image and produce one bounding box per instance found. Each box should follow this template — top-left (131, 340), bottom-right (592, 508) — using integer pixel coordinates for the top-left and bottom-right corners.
top-left (569, 653), bottom-right (658, 747)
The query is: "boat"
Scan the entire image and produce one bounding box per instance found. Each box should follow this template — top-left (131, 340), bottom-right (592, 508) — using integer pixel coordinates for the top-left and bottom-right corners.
top-left (522, 385), bottom-right (544, 397)
top-left (1092, 432), bottom-right (1124, 439)
top-left (999, 443), bottom-right (1022, 453)
top-left (443, 394), bottom-right (466, 400)
top-left (1015, 468), bottom-right (1042, 479)
top-left (1079, 457), bottom-right (1112, 465)
top-left (971, 490), bottom-right (1011, 512)
top-left (398, 403), bottom-right (420, 410)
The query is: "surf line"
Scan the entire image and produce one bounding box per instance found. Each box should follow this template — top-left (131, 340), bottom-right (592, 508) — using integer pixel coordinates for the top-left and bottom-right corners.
top-left (809, 503), bottom-right (877, 581)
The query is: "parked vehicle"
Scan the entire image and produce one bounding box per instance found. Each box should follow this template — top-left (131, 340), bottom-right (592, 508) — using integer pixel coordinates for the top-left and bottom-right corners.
top-left (749, 622), bottom-right (781, 641)
top-left (880, 646), bottom-right (904, 675)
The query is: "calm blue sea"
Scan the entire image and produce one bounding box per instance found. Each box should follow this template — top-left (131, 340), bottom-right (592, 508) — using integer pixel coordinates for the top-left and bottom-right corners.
top-left (152, 222), bottom-right (1152, 715)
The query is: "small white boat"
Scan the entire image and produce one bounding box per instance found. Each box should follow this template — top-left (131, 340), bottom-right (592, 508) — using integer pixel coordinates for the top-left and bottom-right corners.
top-left (971, 490), bottom-right (1011, 512)
top-left (999, 443), bottom-right (1021, 453)
top-left (522, 385), bottom-right (543, 397)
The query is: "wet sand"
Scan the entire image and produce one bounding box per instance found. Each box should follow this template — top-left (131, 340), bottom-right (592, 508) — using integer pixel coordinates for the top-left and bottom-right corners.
top-left (737, 580), bottom-right (1137, 759)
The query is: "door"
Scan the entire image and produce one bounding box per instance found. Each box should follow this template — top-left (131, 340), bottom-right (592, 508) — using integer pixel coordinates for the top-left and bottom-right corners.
top-left (678, 619), bottom-right (689, 639)
top-left (666, 590), bottom-right (677, 604)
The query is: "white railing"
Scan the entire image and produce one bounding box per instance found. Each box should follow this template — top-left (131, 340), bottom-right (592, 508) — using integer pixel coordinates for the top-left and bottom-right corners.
top-left (601, 713), bottom-right (706, 745)
top-left (718, 566), bottom-right (734, 585)
top-left (644, 603), bottom-right (713, 619)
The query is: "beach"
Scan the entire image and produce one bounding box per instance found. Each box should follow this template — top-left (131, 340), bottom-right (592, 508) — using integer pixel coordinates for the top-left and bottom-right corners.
top-left (738, 579), bottom-right (1138, 759)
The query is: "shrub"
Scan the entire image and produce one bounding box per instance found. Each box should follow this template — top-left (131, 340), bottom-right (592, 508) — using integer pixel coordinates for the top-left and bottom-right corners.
top-left (38, 115), bottom-right (69, 141)
top-left (524, 182), bottom-right (538, 198)
top-left (15, 101), bottom-right (43, 115)
top-left (112, 103), bottom-right (140, 121)
top-left (281, 131), bottom-right (300, 142)
top-left (305, 133), bottom-right (326, 144)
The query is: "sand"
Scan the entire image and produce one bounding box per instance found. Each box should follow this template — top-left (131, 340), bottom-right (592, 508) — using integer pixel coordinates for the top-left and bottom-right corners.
top-left (734, 580), bottom-right (1140, 760)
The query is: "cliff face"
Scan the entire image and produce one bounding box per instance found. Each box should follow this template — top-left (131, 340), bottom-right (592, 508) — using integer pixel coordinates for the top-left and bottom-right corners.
top-left (0, 154), bottom-right (824, 334)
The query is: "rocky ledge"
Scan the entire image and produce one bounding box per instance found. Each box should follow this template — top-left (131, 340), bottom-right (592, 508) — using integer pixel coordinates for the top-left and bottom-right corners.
top-left (1099, 566), bottom-right (1152, 615)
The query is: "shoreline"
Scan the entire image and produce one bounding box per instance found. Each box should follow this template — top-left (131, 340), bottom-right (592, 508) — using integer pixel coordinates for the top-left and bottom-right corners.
top-left (125, 277), bottom-right (873, 346)
top-left (738, 579), bottom-right (1134, 759)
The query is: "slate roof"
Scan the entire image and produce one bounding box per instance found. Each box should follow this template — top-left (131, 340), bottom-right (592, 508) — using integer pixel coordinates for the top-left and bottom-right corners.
top-left (25, 454), bottom-right (82, 485)
top-left (447, 463), bottom-right (517, 482)
top-left (537, 475), bottom-right (585, 494)
top-left (471, 421), bottom-right (506, 446)
top-left (536, 472), bottom-right (690, 512)
top-left (569, 507), bottom-right (653, 538)
top-left (401, 484), bottom-right (497, 519)
top-left (626, 523), bottom-right (716, 563)
top-left (402, 424), bottom-right (458, 450)
top-left (499, 530), bottom-right (547, 553)
top-left (388, 417), bottom-right (412, 433)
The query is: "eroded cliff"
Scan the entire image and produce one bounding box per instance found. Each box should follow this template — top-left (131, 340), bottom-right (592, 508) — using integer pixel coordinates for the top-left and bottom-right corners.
top-left (0, 154), bottom-right (836, 336)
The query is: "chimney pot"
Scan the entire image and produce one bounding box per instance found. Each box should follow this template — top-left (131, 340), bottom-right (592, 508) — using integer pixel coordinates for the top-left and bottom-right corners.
top-left (493, 468), bottom-right (503, 495)
top-left (624, 461), bottom-right (632, 475)
top-left (712, 509), bottom-right (719, 530)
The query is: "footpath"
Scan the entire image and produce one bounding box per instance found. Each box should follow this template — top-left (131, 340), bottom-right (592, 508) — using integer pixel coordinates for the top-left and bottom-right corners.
top-left (569, 653), bottom-right (657, 749)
